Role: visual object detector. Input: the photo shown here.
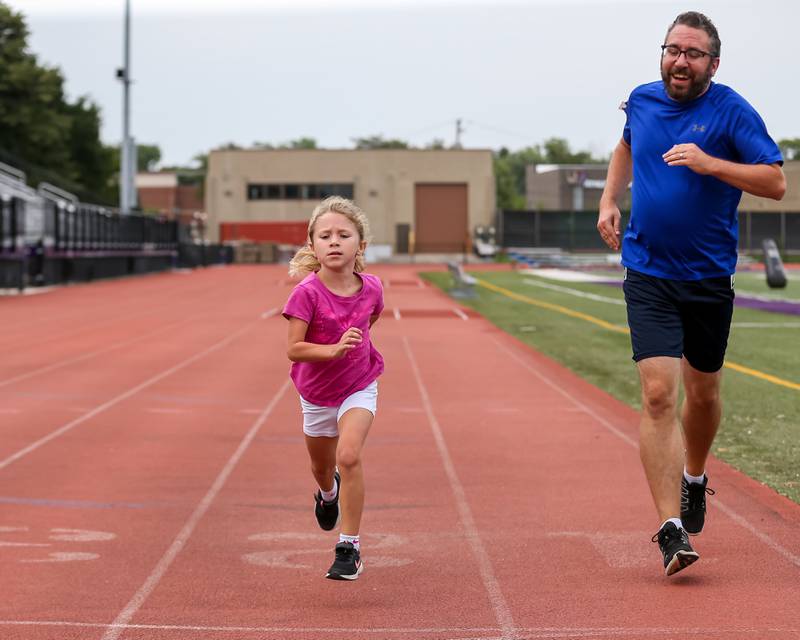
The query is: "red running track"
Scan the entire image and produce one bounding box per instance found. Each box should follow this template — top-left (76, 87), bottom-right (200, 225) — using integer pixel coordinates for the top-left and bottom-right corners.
top-left (1, 265), bottom-right (798, 640)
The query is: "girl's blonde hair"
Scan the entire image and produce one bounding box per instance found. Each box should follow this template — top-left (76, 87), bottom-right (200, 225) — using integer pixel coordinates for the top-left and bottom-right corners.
top-left (288, 196), bottom-right (371, 277)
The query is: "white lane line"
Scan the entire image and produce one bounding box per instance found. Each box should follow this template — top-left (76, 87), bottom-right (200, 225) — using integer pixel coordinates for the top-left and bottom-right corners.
top-left (1, 620), bottom-right (797, 637)
top-left (261, 307), bottom-right (279, 319)
top-left (403, 337), bottom-right (518, 640)
top-left (491, 335), bottom-right (800, 569)
top-left (393, 308), bottom-right (402, 321)
top-left (735, 289), bottom-right (800, 303)
top-left (490, 338), bottom-right (637, 449)
top-left (101, 380), bottom-right (291, 640)
top-left (731, 322), bottom-right (800, 328)
top-left (452, 307), bottom-right (469, 321)
top-left (0, 317), bottom-right (193, 389)
top-left (0, 322), bottom-right (258, 472)
top-left (522, 278), bottom-right (625, 305)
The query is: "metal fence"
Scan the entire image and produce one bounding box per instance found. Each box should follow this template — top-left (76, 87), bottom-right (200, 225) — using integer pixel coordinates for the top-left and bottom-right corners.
top-left (1, 164), bottom-right (181, 288)
top-left (498, 209), bottom-right (800, 254)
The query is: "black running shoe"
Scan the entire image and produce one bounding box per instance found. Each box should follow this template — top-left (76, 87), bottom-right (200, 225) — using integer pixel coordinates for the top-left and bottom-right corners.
top-left (652, 522), bottom-right (699, 576)
top-left (325, 541), bottom-right (363, 581)
top-left (313, 470), bottom-right (340, 531)
top-left (681, 475), bottom-right (715, 535)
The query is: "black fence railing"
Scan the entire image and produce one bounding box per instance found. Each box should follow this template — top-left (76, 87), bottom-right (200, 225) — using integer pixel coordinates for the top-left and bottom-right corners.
top-left (44, 200), bottom-right (178, 254)
top-left (0, 196), bottom-right (25, 255)
top-left (498, 210), bottom-right (800, 254)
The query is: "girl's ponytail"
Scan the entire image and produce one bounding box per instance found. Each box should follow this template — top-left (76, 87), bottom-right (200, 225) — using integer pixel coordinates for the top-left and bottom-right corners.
top-left (288, 244), bottom-right (320, 278)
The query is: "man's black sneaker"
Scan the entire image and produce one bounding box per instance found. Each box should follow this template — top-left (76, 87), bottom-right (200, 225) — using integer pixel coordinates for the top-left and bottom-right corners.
top-left (314, 470), bottom-right (340, 531)
top-left (325, 542), bottom-right (363, 581)
top-left (680, 475), bottom-right (715, 535)
top-left (652, 522), bottom-right (699, 576)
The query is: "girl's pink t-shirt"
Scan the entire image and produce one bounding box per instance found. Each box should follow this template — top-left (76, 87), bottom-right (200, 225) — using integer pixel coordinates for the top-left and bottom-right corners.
top-left (283, 271), bottom-right (384, 407)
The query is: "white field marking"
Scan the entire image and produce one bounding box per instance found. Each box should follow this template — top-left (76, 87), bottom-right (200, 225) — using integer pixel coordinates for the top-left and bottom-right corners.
top-left (393, 307), bottom-right (402, 320)
top-left (735, 288), bottom-right (800, 303)
top-left (243, 532), bottom-right (410, 569)
top-left (492, 336), bottom-right (800, 570)
top-left (0, 316), bottom-right (193, 389)
top-left (731, 322), bottom-right (800, 329)
top-left (0, 321), bottom-right (258, 471)
top-left (48, 529), bottom-right (115, 542)
top-left (0, 542), bottom-right (50, 547)
top-left (522, 278), bottom-right (625, 305)
top-left (0, 526), bottom-right (28, 532)
top-left (101, 380), bottom-right (291, 640)
top-left (519, 268), bottom-right (622, 283)
top-left (146, 408), bottom-right (190, 415)
top-left (0, 287), bottom-right (55, 296)
top-left (418, 280), bottom-right (426, 288)
top-left (22, 552), bottom-right (99, 563)
top-left (402, 337), bottom-right (518, 640)
top-left (453, 307), bottom-right (470, 320)
top-left (261, 307), bottom-right (279, 319)
top-left (2, 622), bottom-right (798, 638)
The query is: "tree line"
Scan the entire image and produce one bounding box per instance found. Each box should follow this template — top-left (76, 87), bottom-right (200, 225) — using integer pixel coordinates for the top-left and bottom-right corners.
top-left (3, 2), bottom-right (798, 211)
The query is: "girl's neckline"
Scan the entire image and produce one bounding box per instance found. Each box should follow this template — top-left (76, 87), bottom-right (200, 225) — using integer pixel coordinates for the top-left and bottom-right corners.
top-left (314, 271), bottom-right (365, 299)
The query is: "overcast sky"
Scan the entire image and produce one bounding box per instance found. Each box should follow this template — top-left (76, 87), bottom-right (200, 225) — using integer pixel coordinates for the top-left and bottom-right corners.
top-left (8, 0), bottom-right (798, 166)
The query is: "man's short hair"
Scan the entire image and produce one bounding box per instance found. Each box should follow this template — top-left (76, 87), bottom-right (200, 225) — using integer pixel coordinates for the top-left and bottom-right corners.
top-left (667, 11), bottom-right (721, 57)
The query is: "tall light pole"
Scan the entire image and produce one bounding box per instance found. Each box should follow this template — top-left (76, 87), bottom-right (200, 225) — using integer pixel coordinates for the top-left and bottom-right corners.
top-left (117, 0), bottom-right (134, 214)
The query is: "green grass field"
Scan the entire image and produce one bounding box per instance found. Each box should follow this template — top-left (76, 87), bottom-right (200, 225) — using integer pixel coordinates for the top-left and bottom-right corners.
top-left (422, 267), bottom-right (800, 503)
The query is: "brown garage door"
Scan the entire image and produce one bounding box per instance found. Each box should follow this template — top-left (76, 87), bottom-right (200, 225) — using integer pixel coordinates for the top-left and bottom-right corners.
top-left (414, 183), bottom-right (468, 253)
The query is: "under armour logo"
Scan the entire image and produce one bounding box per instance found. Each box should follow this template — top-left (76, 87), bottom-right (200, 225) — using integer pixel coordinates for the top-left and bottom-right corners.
top-left (692, 124), bottom-right (707, 132)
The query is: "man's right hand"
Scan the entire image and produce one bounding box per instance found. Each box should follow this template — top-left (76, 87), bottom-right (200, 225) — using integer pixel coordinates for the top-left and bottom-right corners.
top-left (597, 203), bottom-right (622, 251)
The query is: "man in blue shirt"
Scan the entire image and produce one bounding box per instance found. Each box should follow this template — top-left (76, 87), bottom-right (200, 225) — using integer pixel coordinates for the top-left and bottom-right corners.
top-left (597, 11), bottom-right (785, 576)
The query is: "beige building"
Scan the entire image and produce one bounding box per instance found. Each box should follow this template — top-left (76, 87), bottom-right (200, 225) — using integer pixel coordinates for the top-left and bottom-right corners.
top-left (526, 160), bottom-right (799, 212)
top-left (740, 160), bottom-right (800, 211)
top-left (205, 149), bottom-right (495, 253)
top-left (525, 164), bottom-right (627, 211)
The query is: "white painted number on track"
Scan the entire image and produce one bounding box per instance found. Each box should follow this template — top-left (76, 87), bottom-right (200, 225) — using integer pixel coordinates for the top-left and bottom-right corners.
top-left (242, 532), bottom-right (411, 569)
top-left (0, 526), bottom-right (116, 563)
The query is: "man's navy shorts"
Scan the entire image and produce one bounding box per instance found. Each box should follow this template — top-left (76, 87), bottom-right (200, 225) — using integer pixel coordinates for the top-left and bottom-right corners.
top-left (622, 268), bottom-right (735, 373)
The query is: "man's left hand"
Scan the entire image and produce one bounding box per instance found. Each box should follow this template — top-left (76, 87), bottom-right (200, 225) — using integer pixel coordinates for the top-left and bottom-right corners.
top-left (663, 143), bottom-right (716, 175)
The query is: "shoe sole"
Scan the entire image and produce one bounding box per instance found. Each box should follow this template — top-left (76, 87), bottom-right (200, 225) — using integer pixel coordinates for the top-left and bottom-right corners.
top-left (325, 561), bottom-right (364, 581)
top-left (665, 550), bottom-right (700, 576)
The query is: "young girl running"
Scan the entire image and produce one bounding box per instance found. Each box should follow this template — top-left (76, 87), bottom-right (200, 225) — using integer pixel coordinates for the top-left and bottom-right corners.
top-left (282, 196), bottom-right (384, 581)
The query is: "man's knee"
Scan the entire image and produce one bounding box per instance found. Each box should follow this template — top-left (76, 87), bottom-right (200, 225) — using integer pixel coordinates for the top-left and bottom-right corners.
top-left (641, 381), bottom-right (678, 420)
top-left (684, 385), bottom-right (721, 412)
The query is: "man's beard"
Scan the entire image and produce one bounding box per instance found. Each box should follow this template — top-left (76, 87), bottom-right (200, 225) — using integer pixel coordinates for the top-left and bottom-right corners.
top-left (661, 63), bottom-right (713, 102)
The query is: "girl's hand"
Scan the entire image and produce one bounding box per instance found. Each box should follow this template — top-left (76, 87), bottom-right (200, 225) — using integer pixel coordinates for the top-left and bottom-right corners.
top-left (330, 327), bottom-right (362, 359)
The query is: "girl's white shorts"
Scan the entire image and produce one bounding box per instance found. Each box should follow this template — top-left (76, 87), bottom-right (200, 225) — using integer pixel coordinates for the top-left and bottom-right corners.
top-left (299, 381), bottom-right (378, 438)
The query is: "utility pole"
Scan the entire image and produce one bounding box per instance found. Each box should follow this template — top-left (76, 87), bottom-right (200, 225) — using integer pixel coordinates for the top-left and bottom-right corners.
top-left (454, 118), bottom-right (464, 149)
top-left (117, 0), bottom-right (134, 214)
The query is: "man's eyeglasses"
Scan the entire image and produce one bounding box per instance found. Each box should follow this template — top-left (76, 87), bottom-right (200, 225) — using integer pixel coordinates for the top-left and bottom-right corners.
top-left (661, 44), bottom-right (714, 61)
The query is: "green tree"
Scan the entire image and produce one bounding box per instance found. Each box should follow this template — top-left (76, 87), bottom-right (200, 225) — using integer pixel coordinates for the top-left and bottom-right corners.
top-left (778, 138), bottom-right (800, 161)
top-left (0, 3), bottom-right (116, 203)
top-left (288, 137), bottom-right (317, 149)
top-left (352, 135), bottom-right (410, 149)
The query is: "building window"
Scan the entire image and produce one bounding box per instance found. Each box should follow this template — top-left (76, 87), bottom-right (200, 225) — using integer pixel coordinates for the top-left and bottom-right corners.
top-left (246, 183), bottom-right (354, 201)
